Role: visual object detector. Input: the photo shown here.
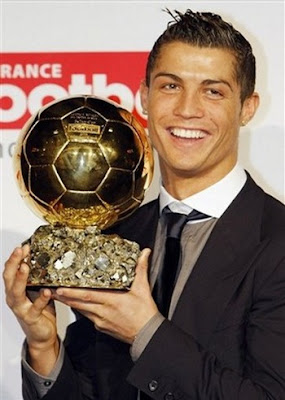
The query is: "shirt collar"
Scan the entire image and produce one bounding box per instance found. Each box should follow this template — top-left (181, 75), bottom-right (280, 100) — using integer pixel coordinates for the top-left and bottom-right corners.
top-left (159, 163), bottom-right (247, 218)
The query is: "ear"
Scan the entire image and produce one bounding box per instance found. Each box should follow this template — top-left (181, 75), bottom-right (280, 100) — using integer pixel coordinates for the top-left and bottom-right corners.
top-left (139, 80), bottom-right (149, 114)
top-left (240, 92), bottom-right (260, 126)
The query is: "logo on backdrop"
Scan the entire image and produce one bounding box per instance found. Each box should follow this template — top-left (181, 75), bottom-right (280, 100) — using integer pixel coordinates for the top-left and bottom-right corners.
top-left (0, 52), bottom-right (149, 130)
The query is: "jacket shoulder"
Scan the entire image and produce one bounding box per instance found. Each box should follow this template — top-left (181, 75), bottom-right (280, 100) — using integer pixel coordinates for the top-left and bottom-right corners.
top-left (262, 193), bottom-right (285, 239)
top-left (104, 199), bottom-right (159, 248)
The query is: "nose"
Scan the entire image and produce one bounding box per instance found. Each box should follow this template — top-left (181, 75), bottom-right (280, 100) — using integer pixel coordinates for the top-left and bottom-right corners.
top-left (173, 90), bottom-right (204, 119)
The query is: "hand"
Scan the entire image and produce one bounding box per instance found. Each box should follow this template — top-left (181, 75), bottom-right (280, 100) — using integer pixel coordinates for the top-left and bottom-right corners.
top-left (3, 245), bottom-right (59, 374)
top-left (54, 248), bottom-right (158, 344)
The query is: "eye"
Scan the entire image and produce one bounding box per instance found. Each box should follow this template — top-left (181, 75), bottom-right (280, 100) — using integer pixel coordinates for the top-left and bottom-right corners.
top-left (205, 88), bottom-right (224, 98)
top-left (162, 82), bottom-right (180, 91)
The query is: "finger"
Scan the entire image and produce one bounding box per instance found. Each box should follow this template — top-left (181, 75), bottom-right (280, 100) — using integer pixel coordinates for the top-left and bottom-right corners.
top-left (10, 262), bottom-right (31, 307)
top-left (131, 248), bottom-right (152, 291)
top-left (3, 245), bottom-right (30, 291)
top-left (28, 289), bottom-right (55, 313)
top-left (29, 289), bottom-right (54, 319)
top-left (4, 264), bottom-right (30, 312)
top-left (21, 243), bottom-right (31, 259)
top-left (74, 309), bottom-right (112, 335)
top-left (55, 287), bottom-right (105, 304)
top-left (3, 247), bottom-right (25, 286)
top-left (56, 294), bottom-right (101, 314)
top-left (77, 310), bottom-right (110, 334)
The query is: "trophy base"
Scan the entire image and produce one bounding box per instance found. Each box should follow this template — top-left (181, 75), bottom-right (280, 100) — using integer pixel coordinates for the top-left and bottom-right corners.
top-left (26, 224), bottom-right (140, 290)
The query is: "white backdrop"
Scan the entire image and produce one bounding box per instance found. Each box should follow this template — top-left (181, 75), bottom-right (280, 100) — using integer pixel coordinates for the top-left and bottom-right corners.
top-left (1, 1), bottom-right (284, 399)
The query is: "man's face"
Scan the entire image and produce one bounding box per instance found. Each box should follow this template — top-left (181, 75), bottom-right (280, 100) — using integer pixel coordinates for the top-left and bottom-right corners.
top-left (140, 42), bottom-right (258, 192)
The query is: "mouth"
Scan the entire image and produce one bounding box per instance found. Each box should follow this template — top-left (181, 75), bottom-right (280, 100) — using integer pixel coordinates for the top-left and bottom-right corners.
top-left (169, 128), bottom-right (207, 139)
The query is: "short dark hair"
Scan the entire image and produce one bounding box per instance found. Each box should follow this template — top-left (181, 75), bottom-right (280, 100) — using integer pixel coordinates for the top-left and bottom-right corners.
top-left (145, 9), bottom-right (256, 103)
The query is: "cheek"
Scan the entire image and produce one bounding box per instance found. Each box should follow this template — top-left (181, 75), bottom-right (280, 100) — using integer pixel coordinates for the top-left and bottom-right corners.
top-left (209, 105), bottom-right (241, 130)
top-left (149, 93), bottom-right (173, 112)
top-left (148, 129), bottom-right (161, 151)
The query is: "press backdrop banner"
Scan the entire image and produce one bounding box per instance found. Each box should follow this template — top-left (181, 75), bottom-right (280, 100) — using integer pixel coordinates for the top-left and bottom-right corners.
top-left (1, 2), bottom-right (284, 399)
top-left (0, 52), bottom-right (148, 129)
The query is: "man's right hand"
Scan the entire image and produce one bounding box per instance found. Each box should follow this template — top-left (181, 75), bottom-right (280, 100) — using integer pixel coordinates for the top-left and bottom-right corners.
top-left (3, 244), bottom-right (59, 375)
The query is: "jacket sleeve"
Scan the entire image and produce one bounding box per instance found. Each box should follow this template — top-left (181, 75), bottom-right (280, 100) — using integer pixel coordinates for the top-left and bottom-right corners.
top-left (22, 317), bottom-right (99, 400)
top-left (21, 338), bottom-right (64, 398)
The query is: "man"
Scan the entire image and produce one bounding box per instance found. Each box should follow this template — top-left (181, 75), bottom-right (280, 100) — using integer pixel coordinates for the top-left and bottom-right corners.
top-left (3, 8), bottom-right (285, 400)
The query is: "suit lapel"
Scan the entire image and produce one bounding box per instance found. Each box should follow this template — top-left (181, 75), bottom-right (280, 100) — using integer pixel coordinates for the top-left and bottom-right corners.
top-left (172, 176), bottom-right (267, 344)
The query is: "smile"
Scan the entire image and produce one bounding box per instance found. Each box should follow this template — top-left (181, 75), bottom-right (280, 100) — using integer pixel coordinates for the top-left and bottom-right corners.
top-left (170, 128), bottom-right (207, 139)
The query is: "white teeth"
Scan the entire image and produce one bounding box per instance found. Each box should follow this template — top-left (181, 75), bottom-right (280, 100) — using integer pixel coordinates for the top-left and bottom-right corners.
top-left (171, 128), bottom-right (206, 139)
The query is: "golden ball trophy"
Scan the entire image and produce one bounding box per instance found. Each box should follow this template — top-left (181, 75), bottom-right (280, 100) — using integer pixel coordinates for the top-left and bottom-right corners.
top-left (13, 95), bottom-right (153, 290)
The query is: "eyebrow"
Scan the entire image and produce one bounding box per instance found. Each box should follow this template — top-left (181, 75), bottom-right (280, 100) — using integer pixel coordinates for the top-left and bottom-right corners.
top-left (202, 79), bottom-right (233, 92)
top-left (153, 73), bottom-right (233, 92)
top-left (153, 72), bottom-right (182, 82)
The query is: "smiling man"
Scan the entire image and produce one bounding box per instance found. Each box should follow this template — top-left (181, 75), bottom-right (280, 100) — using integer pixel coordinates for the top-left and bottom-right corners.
top-left (140, 41), bottom-right (259, 197)
top-left (3, 9), bottom-right (285, 400)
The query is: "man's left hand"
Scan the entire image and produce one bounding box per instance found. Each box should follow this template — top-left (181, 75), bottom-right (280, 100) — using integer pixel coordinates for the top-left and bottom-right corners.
top-left (54, 248), bottom-right (158, 344)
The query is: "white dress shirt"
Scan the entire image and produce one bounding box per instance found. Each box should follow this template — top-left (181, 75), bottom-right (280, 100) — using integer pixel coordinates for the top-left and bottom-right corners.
top-left (159, 163), bottom-right (247, 218)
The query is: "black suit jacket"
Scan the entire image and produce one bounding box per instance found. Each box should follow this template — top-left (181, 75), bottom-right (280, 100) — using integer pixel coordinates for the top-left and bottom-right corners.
top-left (22, 175), bottom-right (285, 400)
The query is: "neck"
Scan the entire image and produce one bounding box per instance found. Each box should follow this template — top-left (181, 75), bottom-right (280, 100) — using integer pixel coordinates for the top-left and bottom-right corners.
top-left (161, 166), bottom-right (235, 200)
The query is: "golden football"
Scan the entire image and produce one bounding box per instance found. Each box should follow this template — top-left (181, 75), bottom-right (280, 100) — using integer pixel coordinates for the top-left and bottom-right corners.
top-left (13, 95), bottom-right (153, 230)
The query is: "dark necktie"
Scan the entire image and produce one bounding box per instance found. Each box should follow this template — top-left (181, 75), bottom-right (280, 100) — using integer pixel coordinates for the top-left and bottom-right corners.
top-left (140, 208), bottom-right (209, 400)
top-left (152, 207), bottom-right (209, 317)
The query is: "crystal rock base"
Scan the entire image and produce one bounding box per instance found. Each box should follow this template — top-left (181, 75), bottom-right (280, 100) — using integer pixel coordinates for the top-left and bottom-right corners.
top-left (26, 224), bottom-right (140, 289)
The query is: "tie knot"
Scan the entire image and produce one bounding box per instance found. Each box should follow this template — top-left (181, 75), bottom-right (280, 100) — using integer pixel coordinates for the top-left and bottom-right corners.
top-left (165, 211), bottom-right (188, 239)
top-left (163, 207), bottom-right (210, 239)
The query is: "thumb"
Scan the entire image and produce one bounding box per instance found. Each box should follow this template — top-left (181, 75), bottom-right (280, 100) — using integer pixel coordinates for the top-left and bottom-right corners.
top-left (131, 248), bottom-right (151, 291)
top-left (30, 289), bottom-right (54, 319)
